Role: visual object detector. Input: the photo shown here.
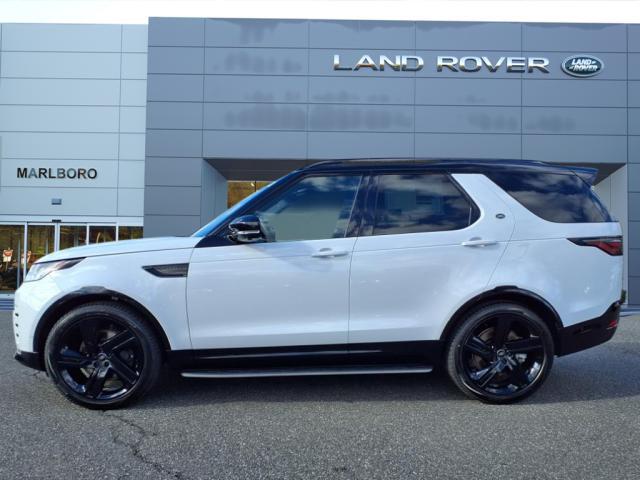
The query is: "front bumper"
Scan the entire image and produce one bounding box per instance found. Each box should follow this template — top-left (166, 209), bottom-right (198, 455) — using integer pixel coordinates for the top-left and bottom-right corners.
top-left (12, 276), bottom-right (65, 372)
top-left (557, 301), bottom-right (620, 356)
top-left (13, 276), bottom-right (65, 356)
top-left (14, 350), bottom-right (44, 371)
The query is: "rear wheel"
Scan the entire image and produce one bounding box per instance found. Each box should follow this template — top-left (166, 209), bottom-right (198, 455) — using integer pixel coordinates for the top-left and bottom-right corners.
top-left (445, 302), bottom-right (554, 403)
top-left (44, 302), bottom-right (162, 409)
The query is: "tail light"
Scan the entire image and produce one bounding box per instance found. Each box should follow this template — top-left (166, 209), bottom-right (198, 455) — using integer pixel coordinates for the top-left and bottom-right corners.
top-left (568, 236), bottom-right (623, 256)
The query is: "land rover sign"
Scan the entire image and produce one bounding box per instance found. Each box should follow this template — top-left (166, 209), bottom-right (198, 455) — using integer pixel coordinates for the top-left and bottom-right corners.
top-left (561, 55), bottom-right (604, 77)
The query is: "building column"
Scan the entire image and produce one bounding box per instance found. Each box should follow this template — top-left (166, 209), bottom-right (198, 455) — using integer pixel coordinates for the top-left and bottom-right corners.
top-left (144, 157), bottom-right (226, 237)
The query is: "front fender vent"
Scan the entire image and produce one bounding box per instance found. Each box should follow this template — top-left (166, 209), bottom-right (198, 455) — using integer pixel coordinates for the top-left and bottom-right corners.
top-left (142, 263), bottom-right (189, 278)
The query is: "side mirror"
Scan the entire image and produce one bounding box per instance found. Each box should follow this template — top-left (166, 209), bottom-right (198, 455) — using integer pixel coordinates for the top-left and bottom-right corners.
top-left (228, 215), bottom-right (265, 244)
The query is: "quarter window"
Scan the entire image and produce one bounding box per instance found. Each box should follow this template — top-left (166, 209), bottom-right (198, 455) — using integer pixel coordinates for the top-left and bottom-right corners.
top-left (253, 175), bottom-right (362, 242)
top-left (372, 173), bottom-right (478, 236)
top-left (486, 171), bottom-right (612, 223)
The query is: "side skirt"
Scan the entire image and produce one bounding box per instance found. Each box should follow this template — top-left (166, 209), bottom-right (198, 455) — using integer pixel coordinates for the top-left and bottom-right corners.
top-left (181, 364), bottom-right (434, 379)
top-left (167, 341), bottom-right (444, 371)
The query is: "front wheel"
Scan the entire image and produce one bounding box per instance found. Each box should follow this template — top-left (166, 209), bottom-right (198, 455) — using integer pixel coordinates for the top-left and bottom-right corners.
top-left (44, 302), bottom-right (162, 409)
top-left (445, 302), bottom-right (555, 404)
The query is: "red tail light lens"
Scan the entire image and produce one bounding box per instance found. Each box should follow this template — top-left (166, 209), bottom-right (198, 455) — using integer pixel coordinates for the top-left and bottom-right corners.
top-left (568, 236), bottom-right (623, 256)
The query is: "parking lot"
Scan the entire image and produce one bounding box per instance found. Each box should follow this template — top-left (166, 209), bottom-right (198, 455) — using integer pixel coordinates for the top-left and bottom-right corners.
top-left (1, 311), bottom-right (639, 480)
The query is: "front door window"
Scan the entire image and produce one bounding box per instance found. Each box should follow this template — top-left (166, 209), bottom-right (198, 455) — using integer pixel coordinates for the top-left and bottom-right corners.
top-left (252, 175), bottom-right (362, 242)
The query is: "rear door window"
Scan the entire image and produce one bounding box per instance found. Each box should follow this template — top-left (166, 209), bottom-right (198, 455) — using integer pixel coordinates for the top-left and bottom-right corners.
top-left (486, 171), bottom-right (612, 223)
top-left (371, 173), bottom-right (479, 236)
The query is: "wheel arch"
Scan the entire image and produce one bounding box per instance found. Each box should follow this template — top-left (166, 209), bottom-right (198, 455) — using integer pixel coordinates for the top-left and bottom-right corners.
top-left (439, 286), bottom-right (563, 352)
top-left (33, 287), bottom-right (172, 367)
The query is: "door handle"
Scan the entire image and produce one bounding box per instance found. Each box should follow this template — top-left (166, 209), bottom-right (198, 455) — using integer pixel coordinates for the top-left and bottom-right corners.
top-left (461, 238), bottom-right (498, 247)
top-left (311, 248), bottom-right (350, 258)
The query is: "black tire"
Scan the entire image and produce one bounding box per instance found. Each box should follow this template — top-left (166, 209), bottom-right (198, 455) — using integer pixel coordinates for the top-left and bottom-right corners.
top-left (44, 302), bottom-right (162, 409)
top-left (445, 302), bottom-right (555, 404)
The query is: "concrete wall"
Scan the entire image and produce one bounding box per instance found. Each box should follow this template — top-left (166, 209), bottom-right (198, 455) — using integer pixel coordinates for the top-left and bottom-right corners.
top-left (0, 23), bottom-right (147, 221)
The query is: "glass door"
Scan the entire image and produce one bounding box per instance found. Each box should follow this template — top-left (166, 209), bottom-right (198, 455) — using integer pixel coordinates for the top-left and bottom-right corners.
top-left (59, 224), bottom-right (88, 250)
top-left (25, 224), bottom-right (55, 277)
top-left (0, 224), bottom-right (26, 293)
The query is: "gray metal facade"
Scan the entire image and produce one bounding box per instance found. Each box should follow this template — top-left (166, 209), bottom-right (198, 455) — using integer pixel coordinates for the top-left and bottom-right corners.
top-left (144, 18), bottom-right (640, 303)
top-left (0, 23), bottom-right (147, 221)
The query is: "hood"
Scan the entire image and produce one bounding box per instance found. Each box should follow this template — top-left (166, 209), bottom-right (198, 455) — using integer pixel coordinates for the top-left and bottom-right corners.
top-left (38, 236), bottom-right (201, 263)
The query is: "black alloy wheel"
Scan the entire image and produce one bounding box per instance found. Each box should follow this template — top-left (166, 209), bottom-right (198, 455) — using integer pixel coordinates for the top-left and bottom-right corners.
top-left (446, 302), bottom-right (555, 403)
top-left (45, 302), bottom-right (162, 409)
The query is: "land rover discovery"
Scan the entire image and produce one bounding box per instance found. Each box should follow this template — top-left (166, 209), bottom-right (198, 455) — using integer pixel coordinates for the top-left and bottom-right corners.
top-left (13, 159), bottom-right (623, 408)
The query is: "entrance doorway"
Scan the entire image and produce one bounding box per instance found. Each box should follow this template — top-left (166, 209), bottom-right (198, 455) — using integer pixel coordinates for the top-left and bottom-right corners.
top-left (0, 222), bottom-right (142, 293)
top-left (227, 180), bottom-right (271, 208)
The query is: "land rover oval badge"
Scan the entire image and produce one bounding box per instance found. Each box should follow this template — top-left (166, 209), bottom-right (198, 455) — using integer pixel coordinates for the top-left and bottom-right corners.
top-left (562, 55), bottom-right (603, 77)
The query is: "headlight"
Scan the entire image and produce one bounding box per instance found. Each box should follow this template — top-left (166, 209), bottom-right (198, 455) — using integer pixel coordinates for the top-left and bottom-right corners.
top-left (24, 258), bottom-right (84, 282)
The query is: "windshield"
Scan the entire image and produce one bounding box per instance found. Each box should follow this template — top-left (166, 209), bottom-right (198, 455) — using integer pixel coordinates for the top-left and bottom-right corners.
top-left (191, 172), bottom-right (298, 237)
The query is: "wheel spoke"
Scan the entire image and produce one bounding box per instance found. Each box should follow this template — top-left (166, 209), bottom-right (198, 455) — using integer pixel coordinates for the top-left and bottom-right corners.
top-left (100, 330), bottom-right (136, 355)
top-left (79, 318), bottom-right (100, 355)
top-left (108, 355), bottom-right (139, 388)
top-left (476, 363), bottom-right (501, 388)
top-left (56, 348), bottom-right (91, 369)
top-left (84, 366), bottom-right (108, 398)
top-left (505, 337), bottom-right (543, 354)
top-left (507, 362), bottom-right (530, 387)
top-left (464, 336), bottom-right (493, 360)
top-left (492, 317), bottom-right (512, 347)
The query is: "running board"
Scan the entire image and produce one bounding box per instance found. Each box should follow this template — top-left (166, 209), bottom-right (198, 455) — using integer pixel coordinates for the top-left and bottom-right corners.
top-left (181, 364), bottom-right (433, 379)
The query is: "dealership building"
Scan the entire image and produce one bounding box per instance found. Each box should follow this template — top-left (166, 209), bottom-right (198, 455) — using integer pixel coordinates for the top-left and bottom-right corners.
top-left (1, 18), bottom-right (639, 304)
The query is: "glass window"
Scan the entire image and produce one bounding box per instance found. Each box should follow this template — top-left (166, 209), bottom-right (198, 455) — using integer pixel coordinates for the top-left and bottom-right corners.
top-left (26, 225), bottom-right (55, 269)
top-left (0, 225), bottom-right (25, 292)
top-left (253, 175), bottom-right (362, 242)
top-left (89, 226), bottom-right (116, 244)
top-left (118, 226), bottom-right (143, 241)
top-left (228, 181), bottom-right (271, 208)
top-left (487, 171), bottom-right (612, 223)
top-left (193, 173), bottom-right (295, 238)
top-left (373, 173), bottom-right (477, 236)
top-left (59, 225), bottom-right (87, 250)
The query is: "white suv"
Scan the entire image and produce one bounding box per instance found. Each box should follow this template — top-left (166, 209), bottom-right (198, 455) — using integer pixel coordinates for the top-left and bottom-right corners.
top-left (13, 160), bottom-right (623, 408)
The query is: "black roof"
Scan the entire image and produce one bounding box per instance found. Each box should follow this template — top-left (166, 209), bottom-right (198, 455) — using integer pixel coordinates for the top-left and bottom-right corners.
top-left (302, 158), bottom-right (598, 183)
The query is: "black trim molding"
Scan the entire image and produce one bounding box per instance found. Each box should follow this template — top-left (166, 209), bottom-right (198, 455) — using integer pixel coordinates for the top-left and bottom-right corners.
top-left (142, 263), bottom-right (189, 278)
top-left (557, 301), bottom-right (620, 356)
top-left (14, 351), bottom-right (43, 371)
top-left (167, 341), bottom-right (444, 370)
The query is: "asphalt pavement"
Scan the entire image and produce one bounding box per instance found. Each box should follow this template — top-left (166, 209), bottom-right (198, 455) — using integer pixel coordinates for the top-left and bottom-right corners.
top-left (1, 311), bottom-right (639, 480)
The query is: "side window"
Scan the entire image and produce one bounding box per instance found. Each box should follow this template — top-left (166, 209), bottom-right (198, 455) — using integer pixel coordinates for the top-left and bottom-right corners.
top-left (253, 175), bottom-right (362, 242)
top-left (372, 173), bottom-right (478, 236)
top-left (487, 171), bottom-right (612, 223)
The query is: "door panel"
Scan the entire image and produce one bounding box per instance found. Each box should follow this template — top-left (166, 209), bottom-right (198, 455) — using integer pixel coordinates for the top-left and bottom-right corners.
top-left (187, 173), bottom-right (364, 350)
top-left (188, 238), bottom-right (356, 349)
top-left (349, 173), bottom-right (515, 344)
